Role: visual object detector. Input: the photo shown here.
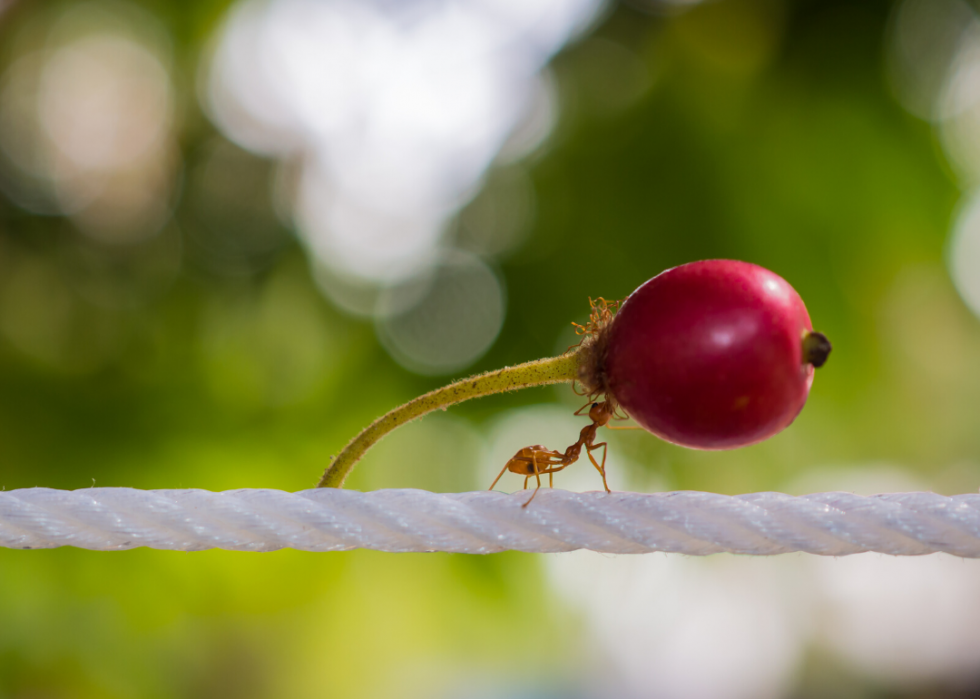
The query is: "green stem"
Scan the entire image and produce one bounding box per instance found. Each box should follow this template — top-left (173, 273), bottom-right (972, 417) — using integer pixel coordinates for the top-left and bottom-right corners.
top-left (317, 350), bottom-right (583, 488)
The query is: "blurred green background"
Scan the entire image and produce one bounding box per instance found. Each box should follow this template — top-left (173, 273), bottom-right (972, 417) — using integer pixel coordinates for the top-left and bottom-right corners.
top-left (3, 0), bottom-right (980, 696)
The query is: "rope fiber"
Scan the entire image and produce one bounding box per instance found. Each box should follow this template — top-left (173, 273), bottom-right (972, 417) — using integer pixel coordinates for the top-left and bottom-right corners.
top-left (2, 488), bottom-right (979, 555)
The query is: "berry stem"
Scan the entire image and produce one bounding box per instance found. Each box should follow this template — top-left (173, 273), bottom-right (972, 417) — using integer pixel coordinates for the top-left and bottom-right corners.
top-left (317, 350), bottom-right (583, 488)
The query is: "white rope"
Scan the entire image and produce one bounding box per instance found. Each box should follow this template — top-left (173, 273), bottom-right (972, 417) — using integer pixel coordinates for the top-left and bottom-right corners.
top-left (2, 488), bottom-right (979, 555)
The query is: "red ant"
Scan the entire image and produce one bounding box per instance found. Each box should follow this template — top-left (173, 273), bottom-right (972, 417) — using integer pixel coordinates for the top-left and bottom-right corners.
top-left (489, 296), bottom-right (633, 507)
top-left (489, 399), bottom-right (632, 507)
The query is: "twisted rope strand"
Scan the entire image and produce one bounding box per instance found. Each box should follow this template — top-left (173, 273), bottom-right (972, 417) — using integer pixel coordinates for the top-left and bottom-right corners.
top-left (2, 488), bottom-right (980, 555)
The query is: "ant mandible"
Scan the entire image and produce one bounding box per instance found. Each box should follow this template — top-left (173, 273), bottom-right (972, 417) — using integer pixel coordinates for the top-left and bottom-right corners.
top-left (489, 399), bottom-right (627, 507)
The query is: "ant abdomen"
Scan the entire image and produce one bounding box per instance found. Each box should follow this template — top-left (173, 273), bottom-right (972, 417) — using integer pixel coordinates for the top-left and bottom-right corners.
top-left (508, 446), bottom-right (553, 476)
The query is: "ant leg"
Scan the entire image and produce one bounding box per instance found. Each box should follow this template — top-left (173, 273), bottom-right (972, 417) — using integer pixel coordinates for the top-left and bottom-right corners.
top-left (489, 463), bottom-right (510, 491)
top-left (523, 467), bottom-right (544, 508)
top-left (523, 476), bottom-right (530, 490)
top-left (538, 450), bottom-right (566, 464)
top-left (541, 452), bottom-right (555, 489)
top-left (586, 442), bottom-right (611, 492)
top-left (540, 463), bottom-right (570, 475)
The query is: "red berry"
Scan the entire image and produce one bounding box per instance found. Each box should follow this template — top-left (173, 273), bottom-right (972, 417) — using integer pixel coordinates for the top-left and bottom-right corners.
top-left (595, 260), bottom-right (829, 449)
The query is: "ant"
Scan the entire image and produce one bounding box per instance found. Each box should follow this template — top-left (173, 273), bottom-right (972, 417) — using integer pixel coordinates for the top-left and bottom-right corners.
top-left (489, 399), bottom-right (632, 507)
top-left (489, 295), bottom-right (633, 507)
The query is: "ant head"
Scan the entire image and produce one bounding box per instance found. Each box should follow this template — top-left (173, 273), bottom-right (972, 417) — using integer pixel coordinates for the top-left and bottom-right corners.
top-left (589, 401), bottom-right (614, 425)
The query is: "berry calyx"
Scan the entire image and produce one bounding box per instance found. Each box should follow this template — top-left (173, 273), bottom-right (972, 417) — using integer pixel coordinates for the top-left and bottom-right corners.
top-left (803, 331), bottom-right (832, 368)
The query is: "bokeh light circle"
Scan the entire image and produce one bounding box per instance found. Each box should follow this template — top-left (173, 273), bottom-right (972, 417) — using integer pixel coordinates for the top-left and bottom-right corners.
top-left (948, 192), bottom-right (980, 319)
top-left (0, 5), bottom-right (177, 244)
top-left (375, 252), bottom-right (506, 376)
